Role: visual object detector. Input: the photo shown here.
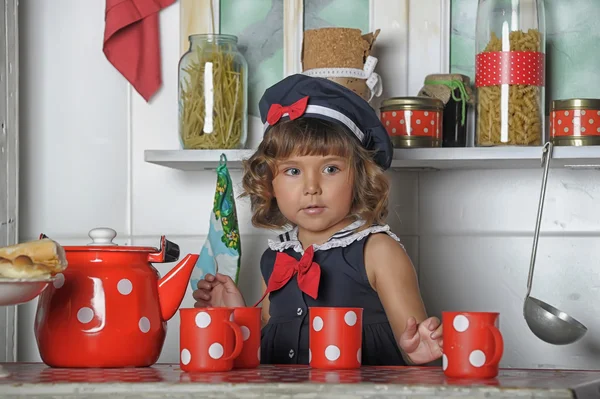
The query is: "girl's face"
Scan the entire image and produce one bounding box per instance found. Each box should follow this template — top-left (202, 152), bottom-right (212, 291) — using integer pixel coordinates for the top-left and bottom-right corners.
top-left (272, 154), bottom-right (353, 234)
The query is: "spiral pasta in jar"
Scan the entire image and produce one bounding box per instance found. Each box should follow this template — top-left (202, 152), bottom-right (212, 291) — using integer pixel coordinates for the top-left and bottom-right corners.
top-left (475, 0), bottom-right (546, 146)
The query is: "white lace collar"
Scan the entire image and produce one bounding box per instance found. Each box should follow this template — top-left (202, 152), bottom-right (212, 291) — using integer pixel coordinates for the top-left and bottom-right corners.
top-left (268, 219), bottom-right (402, 254)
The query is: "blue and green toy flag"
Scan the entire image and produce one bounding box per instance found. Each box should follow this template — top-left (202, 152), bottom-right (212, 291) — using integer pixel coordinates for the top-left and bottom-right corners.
top-left (190, 154), bottom-right (241, 290)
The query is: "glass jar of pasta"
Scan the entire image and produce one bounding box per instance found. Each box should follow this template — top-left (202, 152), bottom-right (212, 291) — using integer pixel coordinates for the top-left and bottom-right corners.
top-left (178, 34), bottom-right (248, 149)
top-left (474, 0), bottom-right (546, 146)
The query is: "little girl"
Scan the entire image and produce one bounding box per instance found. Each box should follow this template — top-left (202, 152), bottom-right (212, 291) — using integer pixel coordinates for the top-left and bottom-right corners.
top-left (193, 74), bottom-right (443, 366)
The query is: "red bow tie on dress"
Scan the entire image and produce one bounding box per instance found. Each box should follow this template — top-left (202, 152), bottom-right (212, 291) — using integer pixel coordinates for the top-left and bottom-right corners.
top-left (266, 96), bottom-right (309, 125)
top-left (253, 246), bottom-right (321, 307)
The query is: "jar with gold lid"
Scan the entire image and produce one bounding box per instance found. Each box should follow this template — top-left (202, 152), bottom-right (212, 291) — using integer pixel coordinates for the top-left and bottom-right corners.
top-left (379, 97), bottom-right (444, 148)
top-left (550, 98), bottom-right (600, 146)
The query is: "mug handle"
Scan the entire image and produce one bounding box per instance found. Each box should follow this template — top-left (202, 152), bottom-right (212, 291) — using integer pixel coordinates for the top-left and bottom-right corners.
top-left (485, 325), bottom-right (504, 366)
top-left (222, 320), bottom-right (244, 361)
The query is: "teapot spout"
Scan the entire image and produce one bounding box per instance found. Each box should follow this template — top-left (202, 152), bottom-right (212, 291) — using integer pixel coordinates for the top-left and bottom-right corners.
top-left (157, 253), bottom-right (199, 321)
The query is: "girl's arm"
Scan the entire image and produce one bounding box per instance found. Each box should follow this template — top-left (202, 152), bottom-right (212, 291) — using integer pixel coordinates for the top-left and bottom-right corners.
top-left (364, 233), bottom-right (442, 364)
top-left (260, 280), bottom-right (271, 328)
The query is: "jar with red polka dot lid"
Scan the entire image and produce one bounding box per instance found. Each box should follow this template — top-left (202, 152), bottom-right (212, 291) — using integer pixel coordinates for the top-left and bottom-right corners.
top-left (475, 0), bottom-right (546, 146)
top-left (550, 99), bottom-right (600, 146)
top-left (379, 97), bottom-right (444, 148)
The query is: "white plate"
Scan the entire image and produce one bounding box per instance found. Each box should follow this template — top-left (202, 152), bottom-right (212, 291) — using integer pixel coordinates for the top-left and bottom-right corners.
top-left (0, 277), bottom-right (55, 306)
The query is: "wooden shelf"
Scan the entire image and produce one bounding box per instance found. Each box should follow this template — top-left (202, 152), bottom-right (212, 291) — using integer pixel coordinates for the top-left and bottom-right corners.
top-left (144, 146), bottom-right (600, 171)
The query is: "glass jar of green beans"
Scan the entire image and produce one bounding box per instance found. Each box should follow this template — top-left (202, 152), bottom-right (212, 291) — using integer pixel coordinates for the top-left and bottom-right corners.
top-left (178, 34), bottom-right (248, 149)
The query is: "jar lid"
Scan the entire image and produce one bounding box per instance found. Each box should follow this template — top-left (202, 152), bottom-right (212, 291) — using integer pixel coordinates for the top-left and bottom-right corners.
top-left (380, 97), bottom-right (444, 111)
top-left (552, 98), bottom-right (600, 110)
top-left (419, 74), bottom-right (475, 105)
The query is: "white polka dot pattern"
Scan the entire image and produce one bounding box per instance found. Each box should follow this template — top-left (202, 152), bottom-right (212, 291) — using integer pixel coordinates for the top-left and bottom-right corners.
top-left (117, 279), bottom-right (132, 295)
top-left (77, 307), bottom-right (94, 324)
top-left (469, 350), bottom-right (486, 367)
top-left (475, 51), bottom-right (544, 87)
top-left (241, 326), bottom-right (250, 341)
top-left (453, 315), bottom-right (469, 332)
top-left (209, 343), bottom-right (224, 360)
top-left (195, 312), bottom-right (211, 328)
top-left (381, 109), bottom-right (441, 138)
top-left (139, 317), bottom-right (150, 333)
top-left (550, 109), bottom-right (600, 139)
top-left (344, 311), bottom-right (357, 326)
top-left (181, 349), bottom-right (191, 365)
top-left (325, 345), bottom-right (340, 361)
top-left (312, 316), bottom-right (324, 332)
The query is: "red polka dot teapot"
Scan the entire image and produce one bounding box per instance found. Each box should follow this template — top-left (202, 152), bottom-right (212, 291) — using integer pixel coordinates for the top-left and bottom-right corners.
top-left (34, 228), bottom-right (200, 368)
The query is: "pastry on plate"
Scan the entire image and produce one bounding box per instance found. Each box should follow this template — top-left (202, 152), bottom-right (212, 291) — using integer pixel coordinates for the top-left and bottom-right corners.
top-left (0, 239), bottom-right (67, 279)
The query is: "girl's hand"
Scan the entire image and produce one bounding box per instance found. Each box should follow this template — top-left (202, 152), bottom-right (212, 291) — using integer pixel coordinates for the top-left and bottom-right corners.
top-left (192, 273), bottom-right (246, 308)
top-left (398, 316), bottom-right (443, 365)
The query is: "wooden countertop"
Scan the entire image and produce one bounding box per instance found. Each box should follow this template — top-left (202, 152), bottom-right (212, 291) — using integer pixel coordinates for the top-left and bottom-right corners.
top-left (2, 363), bottom-right (600, 398)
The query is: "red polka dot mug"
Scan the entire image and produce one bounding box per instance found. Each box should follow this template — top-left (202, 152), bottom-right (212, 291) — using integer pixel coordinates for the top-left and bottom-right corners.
top-left (309, 307), bottom-right (363, 369)
top-left (232, 307), bottom-right (262, 369)
top-left (180, 307), bottom-right (244, 372)
top-left (442, 311), bottom-right (504, 379)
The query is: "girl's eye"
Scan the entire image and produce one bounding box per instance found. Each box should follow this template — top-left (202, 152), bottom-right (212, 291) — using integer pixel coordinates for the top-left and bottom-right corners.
top-left (284, 168), bottom-right (301, 176)
top-left (324, 166), bottom-right (340, 174)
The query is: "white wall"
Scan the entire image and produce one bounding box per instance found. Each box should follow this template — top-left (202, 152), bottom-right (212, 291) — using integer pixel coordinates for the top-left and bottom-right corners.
top-left (15, 0), bottom-right (600, 370)
top-left (418, 168), bottom-right (600, 369)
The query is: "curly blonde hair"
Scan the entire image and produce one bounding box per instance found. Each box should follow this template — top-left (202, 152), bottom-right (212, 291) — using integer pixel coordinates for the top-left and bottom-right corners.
top-left (241, 118), bottom-right (390, 230)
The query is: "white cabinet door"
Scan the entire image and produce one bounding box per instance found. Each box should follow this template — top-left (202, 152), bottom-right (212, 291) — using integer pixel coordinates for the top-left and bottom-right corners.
top-left (0, 0), bottom-right (19, 363)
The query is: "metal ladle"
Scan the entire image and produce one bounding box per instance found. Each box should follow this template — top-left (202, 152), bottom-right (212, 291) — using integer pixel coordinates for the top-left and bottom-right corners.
top-left (524, 142), bottom-right (588, 345)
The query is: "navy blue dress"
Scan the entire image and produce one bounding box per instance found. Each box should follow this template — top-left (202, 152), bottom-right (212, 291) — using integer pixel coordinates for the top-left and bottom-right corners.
top-left (259, 220), bottom-right (408, 366)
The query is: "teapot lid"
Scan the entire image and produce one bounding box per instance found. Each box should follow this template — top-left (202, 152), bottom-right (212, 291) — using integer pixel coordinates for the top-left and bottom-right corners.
top-left (60, 228), bottom-right (159, 253)
top-left (40, 228), bottom-right (181, 263)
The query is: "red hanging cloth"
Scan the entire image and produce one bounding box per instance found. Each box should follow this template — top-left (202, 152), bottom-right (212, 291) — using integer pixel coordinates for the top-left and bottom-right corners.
top-left (103, 0), bottom-right (176, 102)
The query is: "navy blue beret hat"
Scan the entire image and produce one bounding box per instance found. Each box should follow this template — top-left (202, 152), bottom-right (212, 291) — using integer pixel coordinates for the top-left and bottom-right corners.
top-left (258, 74), bottom-right (393, 170)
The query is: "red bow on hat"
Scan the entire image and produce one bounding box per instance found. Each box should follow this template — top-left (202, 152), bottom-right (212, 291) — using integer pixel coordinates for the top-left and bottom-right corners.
top-left (253, 246), bottom-right (321, 307)
top-left (266, 96), bottom-right (309, 125)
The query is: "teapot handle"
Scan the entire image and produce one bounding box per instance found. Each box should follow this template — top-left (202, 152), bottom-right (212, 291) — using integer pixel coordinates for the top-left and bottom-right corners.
top-left (148, 236), bottom-right (180, 263)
